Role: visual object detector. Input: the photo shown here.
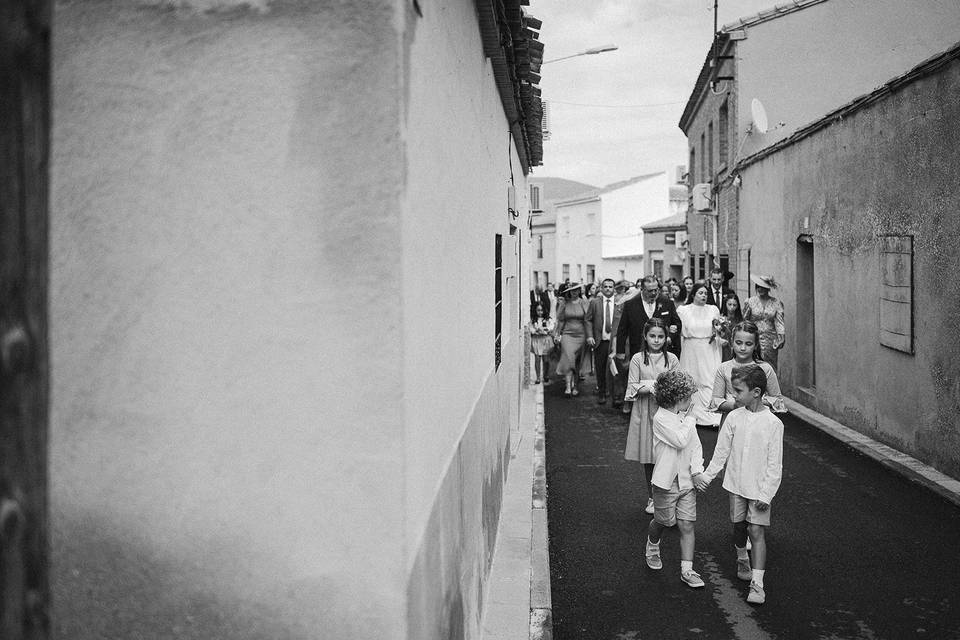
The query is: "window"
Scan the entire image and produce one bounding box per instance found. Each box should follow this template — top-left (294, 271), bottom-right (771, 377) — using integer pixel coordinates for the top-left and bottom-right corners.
top-left (577, 264), bottom-right (582, 281)
top-left (562, 264), bottom-right (570, 280)
top-left (689, 148), bottom-right (696, 186)
top-left (586, 264), bottom-right (595, 283)
top-left (719, 99), bottom-right (729, 162)
top-left (537, 234), bottom-right (543, 259)
top-left (879, 235), bottom-right (913, 353)
top-left (530, 184), bottom-right (541, 211)
top-left (562, 216), bottom-right (570, 237)
top-left (699, 132), bottom-right (706, 183)
top-left (544, 271), bottom-right (550, 285)
top-left (653, 259), bottom-right (663, 281)
top-left (707, 121), bottom-right (714, 179)
top-left (495, 234), bottom-right (502, 369)
top-left (619, 270), bottom-right (625, 280)
top-left (533, 270), bottom-right (540, 288)
top-left (664, 232), bottom-right (676, 246)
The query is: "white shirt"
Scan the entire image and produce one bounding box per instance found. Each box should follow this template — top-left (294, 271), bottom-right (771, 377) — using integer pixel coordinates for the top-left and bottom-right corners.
top-left (703, 406), bottom-right (784, 503)
top-left (651, 408), bottom-right (704, 491)
top-left (601, 295), bottom-right (614, 340)
top-left (642, 298), bottom-right (656, 319)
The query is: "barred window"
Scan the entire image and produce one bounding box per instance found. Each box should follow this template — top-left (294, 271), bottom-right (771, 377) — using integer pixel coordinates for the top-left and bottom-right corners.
top-left (495, 234), bottom-right (503, 369)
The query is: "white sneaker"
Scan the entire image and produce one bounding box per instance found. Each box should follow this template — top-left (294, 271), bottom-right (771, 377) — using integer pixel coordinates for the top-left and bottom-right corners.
top-left (681, 569), bottom-right (705, 588)
top-left (644, 498), bottom-right (655, 514)
top-left (747, 581), bottom-right (765, 604)
top-left (645, 541), bottom-right (662, 570)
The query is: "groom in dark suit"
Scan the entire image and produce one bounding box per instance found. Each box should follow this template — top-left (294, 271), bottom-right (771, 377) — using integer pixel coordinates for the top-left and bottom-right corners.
top-left (705, 267), bottom-right (733, 311)
top-left (615, 275), bottom-right (681, 361)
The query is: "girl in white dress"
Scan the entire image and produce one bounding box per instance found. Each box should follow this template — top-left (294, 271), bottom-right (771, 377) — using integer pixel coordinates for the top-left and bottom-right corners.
top-left (676, 282), bottom-right (722, 427)
top-left (624, 319), bottom-right (680, 514)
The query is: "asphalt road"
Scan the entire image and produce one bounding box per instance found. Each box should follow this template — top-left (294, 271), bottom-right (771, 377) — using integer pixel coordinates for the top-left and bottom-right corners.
top-left (544, 376), bottom-right (960, 639)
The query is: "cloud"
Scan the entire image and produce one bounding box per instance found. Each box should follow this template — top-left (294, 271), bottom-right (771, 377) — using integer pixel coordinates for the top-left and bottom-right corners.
top-left (530, 0), bottom-right (775, 184)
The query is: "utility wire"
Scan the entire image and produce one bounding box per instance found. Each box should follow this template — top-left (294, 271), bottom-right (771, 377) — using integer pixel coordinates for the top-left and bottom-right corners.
top-left (548, 99), bottom-right (686, 109)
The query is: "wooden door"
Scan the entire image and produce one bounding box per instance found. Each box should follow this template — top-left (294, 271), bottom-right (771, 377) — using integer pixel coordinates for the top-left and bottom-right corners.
top-left (0, 1), bottom-right (50, 638)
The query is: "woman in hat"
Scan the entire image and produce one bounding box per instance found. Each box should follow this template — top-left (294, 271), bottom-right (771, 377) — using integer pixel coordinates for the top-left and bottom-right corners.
top-left (554, 282), bottom-right (592, 397)
top-left (743, 274), bottom-right (786, 370)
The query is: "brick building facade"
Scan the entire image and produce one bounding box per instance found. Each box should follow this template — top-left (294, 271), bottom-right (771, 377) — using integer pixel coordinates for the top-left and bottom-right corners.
top-left (679, 34), bottom-right (737, 284)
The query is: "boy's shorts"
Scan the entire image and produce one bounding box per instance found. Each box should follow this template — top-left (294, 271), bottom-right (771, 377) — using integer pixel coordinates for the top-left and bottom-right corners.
top-left (652, 478), bottom-right (696, 527)
top-left (729, 493), bottom-right (771, 526)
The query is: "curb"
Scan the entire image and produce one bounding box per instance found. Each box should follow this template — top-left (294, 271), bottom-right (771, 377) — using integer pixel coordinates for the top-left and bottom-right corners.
top-left (529, 383), bottom-right (552, 640)
top-left (784, 398), bottom-right (960, 508)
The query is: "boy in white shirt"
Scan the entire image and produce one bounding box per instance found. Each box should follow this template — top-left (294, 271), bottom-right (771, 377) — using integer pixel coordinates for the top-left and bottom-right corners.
top-left (645, 369), bottom-right (708, 589)
top-left (697, 364), bottom-right (784, 605)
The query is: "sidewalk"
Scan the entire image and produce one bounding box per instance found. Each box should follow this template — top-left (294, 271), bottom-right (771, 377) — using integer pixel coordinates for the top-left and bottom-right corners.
top-left (478, 382), bottom-right (960, 639)
top-left (480, 381), bottom-right (551, 640)
top-left (784, 398), bottom-right (960, 508)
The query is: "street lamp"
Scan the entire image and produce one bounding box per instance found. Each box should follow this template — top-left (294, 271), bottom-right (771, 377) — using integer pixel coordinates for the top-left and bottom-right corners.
top-left (542, 44), bottom-right (618, 65)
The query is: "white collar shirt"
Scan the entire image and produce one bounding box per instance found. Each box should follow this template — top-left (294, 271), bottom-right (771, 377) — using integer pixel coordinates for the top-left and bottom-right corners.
top-left (601, 295), bottom-right (614, 340)
top-left (642, 297), bottom-right (656, 318)
top-left (702, 406), bottom-right (784, 503)
top-left (651, 408), bottom-right (704, 491)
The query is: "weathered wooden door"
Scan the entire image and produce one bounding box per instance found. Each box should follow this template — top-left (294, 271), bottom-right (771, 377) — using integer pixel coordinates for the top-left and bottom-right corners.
top-left (0, 1), bottom-right (50, 638)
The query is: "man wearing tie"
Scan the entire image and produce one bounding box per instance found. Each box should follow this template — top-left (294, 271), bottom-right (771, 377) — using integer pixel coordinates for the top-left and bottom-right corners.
top-left (615, 275), bottom-right (681, 362)
top-left (587, 278), bottom-right (617, 403)
top-left (706, 267), bottom-right (733, 310)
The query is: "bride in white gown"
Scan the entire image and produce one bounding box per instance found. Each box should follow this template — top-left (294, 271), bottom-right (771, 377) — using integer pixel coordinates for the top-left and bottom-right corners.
top-left (676, 282), bottom-right (722, 426)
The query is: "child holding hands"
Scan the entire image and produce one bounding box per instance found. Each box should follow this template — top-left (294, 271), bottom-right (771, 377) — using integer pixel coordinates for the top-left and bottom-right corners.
top-left (711, 321), bottom-right (786, 420)
top-left (697, 364), bottom-right (784, 605)
top-left (645, 369), bottom-right (708, 589)
top-left (624, 319), bottom-right (680, 514)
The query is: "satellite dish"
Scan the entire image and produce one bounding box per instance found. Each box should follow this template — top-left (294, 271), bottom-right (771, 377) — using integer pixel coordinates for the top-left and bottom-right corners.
top-left (750, 98), bottom-right (769, 134)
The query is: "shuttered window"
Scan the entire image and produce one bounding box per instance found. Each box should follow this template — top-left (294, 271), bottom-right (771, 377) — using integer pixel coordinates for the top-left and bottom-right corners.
top-left (879, 235), bottom-right (913, 353)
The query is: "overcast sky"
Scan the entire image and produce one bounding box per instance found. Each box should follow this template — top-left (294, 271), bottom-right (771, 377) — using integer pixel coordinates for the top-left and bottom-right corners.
top-left (530, 0), bottom-right (776, 187)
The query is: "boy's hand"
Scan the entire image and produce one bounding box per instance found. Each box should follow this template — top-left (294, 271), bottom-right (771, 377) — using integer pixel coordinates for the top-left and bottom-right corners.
top-left (693, 473), bottom-right (710, 492)
top-left (756, 501), bottom-right (770, 511)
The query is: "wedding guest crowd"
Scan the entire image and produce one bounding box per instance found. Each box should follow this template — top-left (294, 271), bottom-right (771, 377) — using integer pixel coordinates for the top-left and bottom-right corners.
top-left (529, 267), bottom-right (789, 605)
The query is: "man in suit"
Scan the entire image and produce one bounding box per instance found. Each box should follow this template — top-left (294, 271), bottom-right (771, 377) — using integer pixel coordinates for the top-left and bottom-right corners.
top-left (545, 282), bottom-right (559, 320)
top-left (530, 284), bottom-right (551, 321)
top-left (616, 275), bottom-right (682, 362)
top-left (705, 267), bottom-right (733, 311)
top-left (586, 278), bottom-right (617, 403)
top-left (608, 280), bottom-right (638, 411)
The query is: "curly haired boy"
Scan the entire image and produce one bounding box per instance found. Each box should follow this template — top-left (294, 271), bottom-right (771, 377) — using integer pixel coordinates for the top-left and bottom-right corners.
top-left (645, 369), bottom-right (708, 589)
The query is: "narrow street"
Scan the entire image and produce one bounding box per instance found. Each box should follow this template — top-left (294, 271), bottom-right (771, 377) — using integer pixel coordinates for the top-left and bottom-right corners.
top-left (545, 376), bottom-right (960, 639)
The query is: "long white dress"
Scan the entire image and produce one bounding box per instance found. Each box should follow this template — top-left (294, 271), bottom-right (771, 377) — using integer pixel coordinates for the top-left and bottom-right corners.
top-left (677, 303), bottom-right (722, 426)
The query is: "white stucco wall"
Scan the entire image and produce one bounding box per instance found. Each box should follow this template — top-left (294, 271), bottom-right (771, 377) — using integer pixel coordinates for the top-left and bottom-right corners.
top-left (736, 0), bottom-right (960, 157)
top-left (50, 1), bottom-right (526, 638)
top-left (401, 0), bottom-right (524, 579)
top-left (51, 3), bottom-right (408, 638)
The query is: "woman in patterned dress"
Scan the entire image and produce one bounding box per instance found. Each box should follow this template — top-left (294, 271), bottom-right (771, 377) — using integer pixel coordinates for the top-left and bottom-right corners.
top-left (554, 283), bottom-right (592, 397)
top-left (743, 274), bottom-right (786, 370)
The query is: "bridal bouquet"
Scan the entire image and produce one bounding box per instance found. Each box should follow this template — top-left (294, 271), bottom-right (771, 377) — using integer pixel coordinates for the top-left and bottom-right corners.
top-left (710, 316), bottom-right (730, 344)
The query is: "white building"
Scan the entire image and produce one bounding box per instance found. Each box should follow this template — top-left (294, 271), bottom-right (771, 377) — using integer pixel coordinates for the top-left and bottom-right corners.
top-left (529, 178), bottom-right (597, 290)
top-left (47, 1), bottom-right (543, 638)
top-left (551, 173), bottom-right (674, 285)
